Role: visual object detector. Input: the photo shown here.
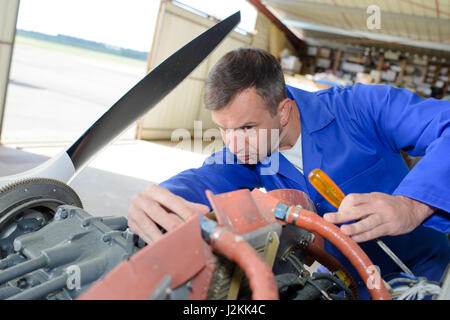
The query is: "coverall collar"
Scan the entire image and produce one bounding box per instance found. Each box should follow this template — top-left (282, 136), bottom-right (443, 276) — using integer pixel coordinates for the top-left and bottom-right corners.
top-left (260, 86), bottom-right (336, 198)
top-left (286, 85), bottom-right (335, 134)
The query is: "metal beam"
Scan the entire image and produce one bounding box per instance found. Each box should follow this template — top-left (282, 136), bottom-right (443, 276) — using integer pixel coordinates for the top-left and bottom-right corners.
top-left (246, 0), bottom-right (306, 55)
top-left (284, 19), bottom-right (450, 52)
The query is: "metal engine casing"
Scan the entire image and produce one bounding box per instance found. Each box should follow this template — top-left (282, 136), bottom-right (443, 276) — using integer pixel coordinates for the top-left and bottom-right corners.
top-left (0, 205), bottom-right (139, 300)
top-left (0, 188), bottom-right (344, 300)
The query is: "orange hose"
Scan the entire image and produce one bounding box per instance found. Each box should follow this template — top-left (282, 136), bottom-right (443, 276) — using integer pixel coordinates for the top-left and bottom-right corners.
top-left (211, 228), bottom-right (279, 300)
top-left (286, 208), bottom-right (391, 300)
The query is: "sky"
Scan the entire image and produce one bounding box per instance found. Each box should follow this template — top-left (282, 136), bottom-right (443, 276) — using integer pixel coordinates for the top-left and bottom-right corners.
top-left (16, 0), bottom-right (257, 52)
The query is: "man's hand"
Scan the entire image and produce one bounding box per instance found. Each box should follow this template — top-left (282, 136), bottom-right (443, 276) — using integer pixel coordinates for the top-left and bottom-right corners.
top-left (127, 184), bottom-right (210, 244)
top-left (323, 192), bottom-right (435, 242)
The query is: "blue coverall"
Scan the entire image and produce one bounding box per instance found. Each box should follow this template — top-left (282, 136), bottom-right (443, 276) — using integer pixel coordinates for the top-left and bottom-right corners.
top-left (159, 83), bottom-right (450, 299)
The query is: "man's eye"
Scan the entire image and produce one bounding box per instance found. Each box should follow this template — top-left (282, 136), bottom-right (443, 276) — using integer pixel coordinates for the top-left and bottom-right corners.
top-left (243, 126), bottom-right (253, 130)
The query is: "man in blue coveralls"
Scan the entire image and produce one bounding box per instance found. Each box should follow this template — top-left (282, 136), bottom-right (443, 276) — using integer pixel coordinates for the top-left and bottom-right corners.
top-left (128, 48), bottom-right (450, 299)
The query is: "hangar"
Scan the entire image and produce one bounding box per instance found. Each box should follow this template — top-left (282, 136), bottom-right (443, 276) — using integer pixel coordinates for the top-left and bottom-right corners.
top-left (0, 0), bottom-right (448, 302)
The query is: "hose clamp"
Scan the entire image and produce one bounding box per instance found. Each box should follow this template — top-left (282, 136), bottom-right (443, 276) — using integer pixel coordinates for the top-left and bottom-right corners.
top-left (290, 205), bottom-right (302, 225)
top-left (210, 226), bottom-right (228, 248)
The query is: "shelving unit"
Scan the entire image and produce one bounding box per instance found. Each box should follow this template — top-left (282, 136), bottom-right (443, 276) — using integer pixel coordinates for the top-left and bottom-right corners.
top-left (300, 45), bottom-right (449, 98)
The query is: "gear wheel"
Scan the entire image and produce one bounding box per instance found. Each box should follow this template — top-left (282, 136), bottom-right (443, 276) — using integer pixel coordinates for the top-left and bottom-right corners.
top-left (0, 178), bottom-right (83, 258)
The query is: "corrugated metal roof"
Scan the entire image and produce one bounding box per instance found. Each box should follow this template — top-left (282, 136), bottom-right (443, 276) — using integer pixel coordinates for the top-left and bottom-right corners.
top-left (261, 0), bottom-right (450, 54)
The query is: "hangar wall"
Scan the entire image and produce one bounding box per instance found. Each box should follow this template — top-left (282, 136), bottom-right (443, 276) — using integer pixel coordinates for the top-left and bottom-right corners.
top-left (0, 0), bottom-right (20, 140)
top-left (251, 10), bottom-right (270, 52)
top-left (138, 1), bottom-right (273, 140)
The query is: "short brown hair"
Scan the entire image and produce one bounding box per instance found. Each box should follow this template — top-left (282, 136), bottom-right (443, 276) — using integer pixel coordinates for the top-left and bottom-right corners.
top-left (204, 48), bottom-right (286, 116)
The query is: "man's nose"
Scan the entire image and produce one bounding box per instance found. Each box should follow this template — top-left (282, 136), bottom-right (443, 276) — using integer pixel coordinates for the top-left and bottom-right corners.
top-left (225, 131), bottom-right (248, 154)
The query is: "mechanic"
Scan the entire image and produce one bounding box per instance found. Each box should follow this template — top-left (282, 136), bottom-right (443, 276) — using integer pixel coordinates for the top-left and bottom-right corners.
top-left (128, 48), bottom-right (450, 300)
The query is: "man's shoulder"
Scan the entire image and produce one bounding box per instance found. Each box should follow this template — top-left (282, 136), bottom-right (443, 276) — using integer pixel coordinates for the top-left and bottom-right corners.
top-left (287, 83), bottom-right (393, 97)
top-left (286, 84), bottom-right (354, 105)
top-left (288, 83), bottom-right (401, 114)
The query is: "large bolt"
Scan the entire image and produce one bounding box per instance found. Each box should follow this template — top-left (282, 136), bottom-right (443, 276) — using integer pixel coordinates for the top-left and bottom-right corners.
top-left (102, 234), bottom-right (112, 243)
top-left (60, 210), bottom-right (68, 219)
top-left (17, 278), bottom-right (28, 289)
top-left (55, 208), bottom-right (68, 220)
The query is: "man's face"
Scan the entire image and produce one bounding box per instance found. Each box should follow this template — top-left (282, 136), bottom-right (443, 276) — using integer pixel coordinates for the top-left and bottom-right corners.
top-left (211, 87), bottom-right (282, 164)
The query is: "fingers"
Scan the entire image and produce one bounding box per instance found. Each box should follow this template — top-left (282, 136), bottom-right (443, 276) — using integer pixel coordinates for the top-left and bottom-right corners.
top-left (323, 195), bottom-right (373, 224)
top-left (348, 224), bottom-right (389, 243)
top-left (340, 213), bottom-right (384, 238)
top-left (147, 185), bottom-right (204, 221)
top-left (321, 192), bottom-right (385, 242)
top-left (169, 213), bottom-right (184, 224)
top-left (128, 203), bottom-right (163, 244)
top-left (340, 193), bottom-right (370, 208)
top-left (134, 193), bottom-right (180, 231)
top-left (186, 201), bottom-right (211, 215)
top-left (322, 192), bottom-right (394, 242)
top-left (128, 184), bottom-right (211, 244)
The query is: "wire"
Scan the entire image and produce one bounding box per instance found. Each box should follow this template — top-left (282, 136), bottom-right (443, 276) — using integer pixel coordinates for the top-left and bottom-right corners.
top-left (328, 293), bottom-right (348, 300)
top-left (285, 253), bottom-right (307, 276)
top-left (286, 253), bottom-right (336, 300)
top-left (312, 272), bottom-right (355, 300)
top-left (286, 253), bottom-right (354, 300)
top-left (387, 275), bottom-right (441, 300)
top-left (305, 278), bottom-right (332, 300)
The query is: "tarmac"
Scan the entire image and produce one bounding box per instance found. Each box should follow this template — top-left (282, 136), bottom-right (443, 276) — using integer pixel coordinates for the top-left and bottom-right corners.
top-left (0, 140), bottom-right (207, 217)
top-left (1, 40), bottom-right (208, 217)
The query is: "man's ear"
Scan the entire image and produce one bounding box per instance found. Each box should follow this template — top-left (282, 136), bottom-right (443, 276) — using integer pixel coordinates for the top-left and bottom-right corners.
top-left (277, 98), bottom-right (292, 127)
